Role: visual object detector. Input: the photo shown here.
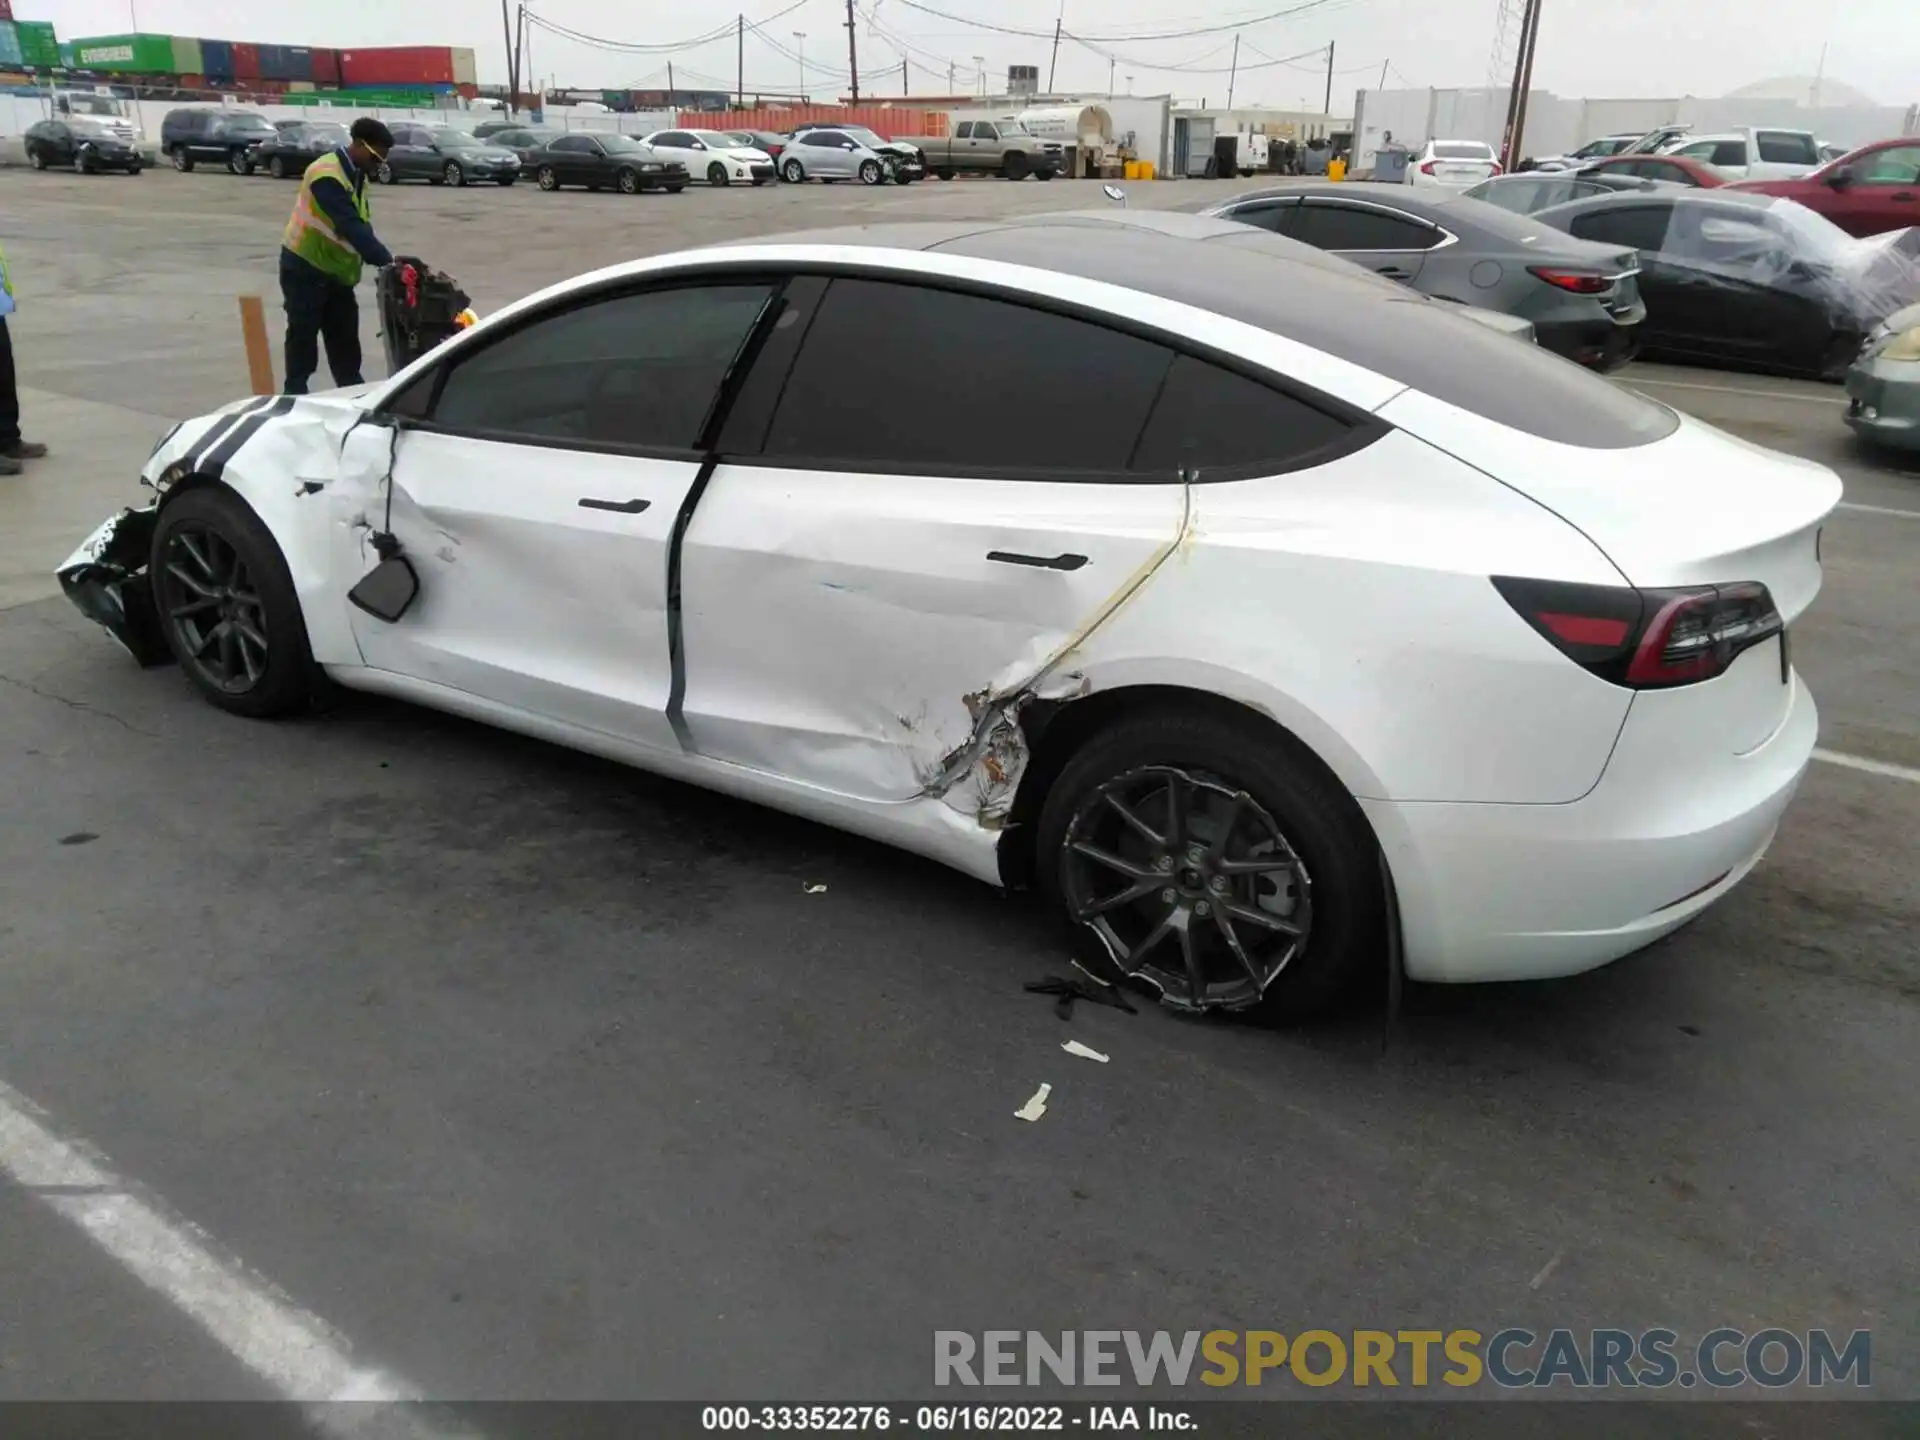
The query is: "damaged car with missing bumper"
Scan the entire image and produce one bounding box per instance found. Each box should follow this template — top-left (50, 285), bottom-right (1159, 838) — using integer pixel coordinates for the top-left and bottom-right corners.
top-left (56, 212), bottom-right (1841, 1018)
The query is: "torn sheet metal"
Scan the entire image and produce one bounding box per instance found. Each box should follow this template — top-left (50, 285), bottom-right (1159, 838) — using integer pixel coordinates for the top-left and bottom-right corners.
top-left (1014, 1083), bottom-right (1052, 1122)
top-left (1062, 1040), bottom-right (1110, 1063)
top-left (54, 505), bottom-right (169, 666)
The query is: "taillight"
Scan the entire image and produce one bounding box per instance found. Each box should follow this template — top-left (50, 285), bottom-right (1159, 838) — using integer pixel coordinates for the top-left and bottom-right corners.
top-left (1489, 162), bottom-right (1504, 176)
top-left (1419, 160), bottom-right (1437, 174)
top-left (1528, 266), bottom-right (1612, 294)
top-left (1492, 577), bottom-right (1783, 690)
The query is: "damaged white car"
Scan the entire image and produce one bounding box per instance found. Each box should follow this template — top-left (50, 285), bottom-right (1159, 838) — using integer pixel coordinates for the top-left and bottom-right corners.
top-left (58, 211), bottom-right (1840, 1017)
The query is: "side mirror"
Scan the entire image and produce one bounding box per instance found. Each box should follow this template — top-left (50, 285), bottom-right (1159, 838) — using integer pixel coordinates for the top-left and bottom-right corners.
top-left (348, 554), bottom-right (420, 624)
top-left (845, 142), bottom-right (857, 151)
top-left (1825, 166), bottom-right (1852, 188)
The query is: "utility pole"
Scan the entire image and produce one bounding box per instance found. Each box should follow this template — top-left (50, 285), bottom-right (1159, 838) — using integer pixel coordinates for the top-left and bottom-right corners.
top-left (1323, 40), bottom-right (1335, 115)
top-left (1498, 0), bottom-right (1542, 169)
top-left (903, 57), bottom-right (909, 95)
top-left (794, 32), bottom-right (807, 100)
top-left (1108, 57), bottom-right (1115, 96)
top-left (844, 0), bottom-right (861, 103)
top-left (511, 4), bottom-right (527, 115)
top-left (499, 0), bottom-right (517, 117)
top-left (738, 15), bottom-right (745, 108)
top-left (973, 55), bottom-right (985, 97)
top-left (667, 60), bottom-right (675, 108)
top-left (1047, 5), bottom-right (1063, 93)
top-left (1378, 58), bottom-right (1388, 91)
top-left (949, 60), bottom-right (956, 93)
top-left (1226, 34), bottom-right (1240, 109)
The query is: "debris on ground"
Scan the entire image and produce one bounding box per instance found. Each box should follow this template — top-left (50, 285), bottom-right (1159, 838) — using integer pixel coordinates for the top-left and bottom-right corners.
top-left (1014, 1083), bottom-right (1052, 1122)
top-left (803, 883), bottom-right (828, 894)
top-left (1025, 975), bottom-right (1138, 1021)
top-left (1062, 1040), bottom-right (1110, 1063)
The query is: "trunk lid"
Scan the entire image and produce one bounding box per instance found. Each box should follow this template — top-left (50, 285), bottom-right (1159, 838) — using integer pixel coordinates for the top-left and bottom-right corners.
top-left (1375, 396), bottom-right (1842, 623)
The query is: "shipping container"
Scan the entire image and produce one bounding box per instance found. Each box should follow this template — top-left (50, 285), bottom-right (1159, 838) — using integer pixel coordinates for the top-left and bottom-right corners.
top-left (258, 43), bottom-right (312, 81)
top-left (15, 19), bottom-right (58, 68)
top-left (69, 33), bottom-right (176, 74)
top-left (170, 34), bottom-right (202, 74)
top-left (339, 44), bottom-right (455, 88)
top-left (310, 46), bottom-right (339, 86)
top-left (201, 38), bottom-right (233, 79)
top-left (232, 41), bottom-right (260, 79)
top-left (58, 40), bottom-right (75, 68)
top-left (451, 46), bottom-right (476, 86)
top-left (0, 24), bottom-right (22, 68)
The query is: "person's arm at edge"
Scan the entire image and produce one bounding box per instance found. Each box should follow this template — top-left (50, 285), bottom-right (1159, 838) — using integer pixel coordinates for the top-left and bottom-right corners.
top-left (310, 175), bottom-right (395, 267)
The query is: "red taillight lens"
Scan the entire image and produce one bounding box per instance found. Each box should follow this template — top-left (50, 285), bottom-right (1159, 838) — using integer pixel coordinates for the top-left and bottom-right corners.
top-left (1419, 160), bottom-right (1437, 174)
top-left (1528, 266), bottom-right (1612, 294)
top-left (1492, 577), bottom-right (1783, 689)
top-left (1489, 162), bottom-right (1504, 176)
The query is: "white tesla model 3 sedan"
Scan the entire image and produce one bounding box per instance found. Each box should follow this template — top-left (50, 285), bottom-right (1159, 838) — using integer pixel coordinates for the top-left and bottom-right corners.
top-left (57, 211), bottom-right (1840, 1018)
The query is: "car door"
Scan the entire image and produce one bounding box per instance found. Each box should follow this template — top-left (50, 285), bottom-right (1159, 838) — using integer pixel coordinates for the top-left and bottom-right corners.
top-left (676, 273), bottom-right (1189, 802)
top-left (392, 126), bottom-right (434, 179)
top-left (1287, 199), bottom-right (1444, 283)
top-left (1837, 143), bottom-right (1920, 236)
top-left (342, 279), bottom-right (780, 751)
top-left (812, 130), bottom-right (856, 178)
top-left (969, 122), bottom-right (1000, 167)
top-left (1566, 202), bottom-right (1688, 346)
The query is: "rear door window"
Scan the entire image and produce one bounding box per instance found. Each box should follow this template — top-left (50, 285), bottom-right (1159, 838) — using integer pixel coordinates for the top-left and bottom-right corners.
top-left (759, 278), bottom-right (1172, 476)
top-left (1756, 131), bottom-right (1819, 166)
top-left (1223, 199), bottom-right (1296, 232)
top-left (1568, 204), bottom-right (1674, 253)
top-left (1861, 145), bottom-right (1920, 183)
top-left (1130, 355), bottom-right (1355, 477)
top-left (1292, 202), bottom-right (1443, 252)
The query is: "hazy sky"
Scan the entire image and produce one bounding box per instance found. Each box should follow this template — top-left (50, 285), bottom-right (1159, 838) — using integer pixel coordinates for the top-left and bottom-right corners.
top-left (33, 0), bottom-right (1919, 111)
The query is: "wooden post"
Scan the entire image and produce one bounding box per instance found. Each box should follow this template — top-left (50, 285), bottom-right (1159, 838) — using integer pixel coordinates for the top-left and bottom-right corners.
top-left (237, 295), bottom-right (276, 395)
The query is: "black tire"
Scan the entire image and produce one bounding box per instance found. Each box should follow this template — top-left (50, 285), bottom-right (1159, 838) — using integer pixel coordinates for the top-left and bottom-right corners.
top-left (269, 154), bottom-right (288, 179)
top-left (27, 145), bottom-right (46, 170)
top-left (936, 167), bottom-right (956, 180)
top-left (76, 146), bottom-right (96, 175)
top-left (444, 161), bottom-right (465, 187)
top-left (376, 160), bottom-right (394, 184)
top-left (707, 161), bottom-right (729, 186)
top-left (663, 183), bottom-right (685, 194)
top-left (616, 166), bottom-right (639, 195)
top-left (171, 145), bottom-right (195, 172)
top-left (858, 158), bottom-right (884, 185)
top-left (1034, 707), bottom-right (1383, 1021)
top-left (149, 486), bottom-right (317, 719)
top-left (781, 157), bottom-right (806, 183)
top-left (1003, 152), bottom-right (1030, 180)
top-left (229, 148), bottom-right (252, 175)
top-left (496, 174), bottom-right (516, 186)
top-left (1035, 167), bottom-right (1055, 181)
top-left (537, 165), bottom-right (559, 191)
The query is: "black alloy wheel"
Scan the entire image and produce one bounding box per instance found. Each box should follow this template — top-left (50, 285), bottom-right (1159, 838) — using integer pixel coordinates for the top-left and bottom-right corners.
top-left (229, 148), bottom-right (252, 175)
top-left (158, 525), bottom-right (271, 696)
top-left (537, 165), bottom-right (559, 190)
top-left (707, 160), bottom-right (729, 186)
top-left (171, 146), bottom-right (194, 171)
top-left (617, 167), bottom-right (639, 194)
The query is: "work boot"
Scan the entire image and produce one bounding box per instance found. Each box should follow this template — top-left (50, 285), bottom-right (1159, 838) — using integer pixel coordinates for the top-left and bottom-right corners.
top-left (2, 441), bottom-right (48, 460)
top-left (0, 455), bottom-right (20, 476)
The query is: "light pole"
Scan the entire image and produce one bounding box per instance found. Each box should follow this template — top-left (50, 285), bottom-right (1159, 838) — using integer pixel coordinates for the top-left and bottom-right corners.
top-left (973, 55), bottom-right (985, 96)
top-left (794, 31), bottom-right (807, 99)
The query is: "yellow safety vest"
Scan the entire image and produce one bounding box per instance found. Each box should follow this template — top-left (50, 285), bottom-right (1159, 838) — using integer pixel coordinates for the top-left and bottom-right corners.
top-left (282, 151), bottom-right (373, 287)
top-left (1, 238), bottom-right (12, 298)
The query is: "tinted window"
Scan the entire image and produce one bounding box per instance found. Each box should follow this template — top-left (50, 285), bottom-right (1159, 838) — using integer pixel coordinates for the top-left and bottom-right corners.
top-left (1292, 202), bottom-right (1440, 251)
top-left (954, 122), bottom-right (973, 139)
top-left (1861, 145), bottom-right (1920, 183)
top-left (808, 130), bottom-right (849, 147)
top-left (1568, 204), bottom-right (1673, 252)
top-left (975, 124), bottom-right (999, 140)
top-left (1224, 200), bottom-right (1293, 231)
top-left (1756, 131), bottom-right (1818, 165)
top-left (654, 132), bottom-right (691, 147)
top-left (429, 284), bottom-right (773, 450)
top-left (763, 279), bottom-right (1173, 474)
top-left (1711, 141), bottom-right (1746, 167)
top-left (552, 135), bottom-right (594, 152)
top-left (1131, 356), bottom-right (1351, 476)
top-left (1432, 142), bottom-right (1493, 160)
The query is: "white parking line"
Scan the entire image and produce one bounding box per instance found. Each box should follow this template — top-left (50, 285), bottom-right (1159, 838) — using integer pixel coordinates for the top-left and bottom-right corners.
top-left (0, 1077), bottom-right (465, 1434)
top-left (1814, 749), bottom-right (1920, 785)
top-left (1835, 501), bottom-right (1920, 520)
top-left (1623, 376), bottom-right (1849, 405)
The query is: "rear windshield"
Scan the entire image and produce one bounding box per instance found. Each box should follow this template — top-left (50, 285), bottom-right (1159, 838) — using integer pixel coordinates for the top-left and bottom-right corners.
top-left (1756, 131), bottom-right (1819, 165)
top-left (1434, 142), bottom-right (1494, 159)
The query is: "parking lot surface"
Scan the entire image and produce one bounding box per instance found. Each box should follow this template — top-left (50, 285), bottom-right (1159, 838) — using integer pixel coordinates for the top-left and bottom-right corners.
top-left (0, 167), bottom-right (1916, 1406)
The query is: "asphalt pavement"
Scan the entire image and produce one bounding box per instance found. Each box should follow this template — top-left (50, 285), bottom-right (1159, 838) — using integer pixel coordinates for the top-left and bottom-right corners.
top-left (0, 167), bottom-right (1915, 1415)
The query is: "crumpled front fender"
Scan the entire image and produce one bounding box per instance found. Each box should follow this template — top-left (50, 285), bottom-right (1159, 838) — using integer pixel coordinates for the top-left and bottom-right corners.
top-left (55, 502), bottom-right (171, 666)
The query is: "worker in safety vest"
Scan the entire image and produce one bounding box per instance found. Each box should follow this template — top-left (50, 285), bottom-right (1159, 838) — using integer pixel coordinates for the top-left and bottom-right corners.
top-left (280, 117), bottom-right (395, 395)
top-left (0, 239), bottom-right (49, 477)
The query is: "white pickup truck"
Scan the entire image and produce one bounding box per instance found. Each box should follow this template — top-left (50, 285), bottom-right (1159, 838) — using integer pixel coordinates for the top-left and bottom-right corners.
top-left (1659, 127), bottom-right (1822, 180)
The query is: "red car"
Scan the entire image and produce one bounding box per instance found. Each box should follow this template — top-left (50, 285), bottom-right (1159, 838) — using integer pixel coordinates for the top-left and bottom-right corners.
top-left (1727, 137), bottom-right (1920, 236)
top-left (1575, 154), bottom-right (1726, 188)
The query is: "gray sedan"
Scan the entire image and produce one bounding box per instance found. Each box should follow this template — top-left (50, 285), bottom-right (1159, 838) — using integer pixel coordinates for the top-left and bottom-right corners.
top-left (777, 127), bottom-right (900, 186)
top-left (1845, 301), bottom-right (1920, 451)
top-left (1196, 182), bottom-right (1647, 370)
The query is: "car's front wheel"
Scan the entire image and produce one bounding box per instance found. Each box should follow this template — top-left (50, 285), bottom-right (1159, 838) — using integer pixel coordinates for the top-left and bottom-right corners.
top-left (859, 158), bottom-right (884, 185)
top-left (26, 145), bottom-right (46, 170)
top-left (269, 154), bottom-right (288, 179)
top-left (444, 161), bottom-right (465, 187)
top-left (76, 145), bottom-right (97, 175)
top-left (616, 167), bottom-right (639, 194)
top-left (537, 165), bottom-right (559, 190)
top-left (376, 160), bottom-right (394, 184)
top-left (171, 145), bottom-right (195, 172)
top-left (150, 486), bottom-right (316, 719)
top-left (229, 148), bottom-right (253, 175)
top-left (1035, 707), bottom-right (1382, 1020)
top-left (708, 161), bottom-right (729, 186)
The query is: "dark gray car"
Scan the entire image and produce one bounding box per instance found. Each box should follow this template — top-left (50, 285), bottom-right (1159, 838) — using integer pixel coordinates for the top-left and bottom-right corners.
top-left (1197, 182), bottom-right (1647, 370)
top-left (1463, 172), bottom-right (1678, 214)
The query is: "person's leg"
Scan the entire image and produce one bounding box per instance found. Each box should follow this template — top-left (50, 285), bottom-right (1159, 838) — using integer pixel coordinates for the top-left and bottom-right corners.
top-left (0, 318), bottom-right (42, 465)
top-left (280, 257), bottom-right (325, 396)
top-left (318, 282), bottom-right (364, 388)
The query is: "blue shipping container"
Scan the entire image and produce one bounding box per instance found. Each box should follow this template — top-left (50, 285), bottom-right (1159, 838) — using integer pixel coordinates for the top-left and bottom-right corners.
top-left (202, 38), bottom-right (235, 80)
top-left (259, 43), bottom-right (312, 81)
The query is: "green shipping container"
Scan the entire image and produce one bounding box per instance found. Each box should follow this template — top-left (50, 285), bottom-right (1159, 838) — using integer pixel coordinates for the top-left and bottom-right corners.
top-left (69, 33), bottom-right (178, 74)
top-left (285, 85), bottom-right (444, 109)
top-left (170, 35), bottom-right (202, 75)
top-left (16, 21), bottom-right (62, 69)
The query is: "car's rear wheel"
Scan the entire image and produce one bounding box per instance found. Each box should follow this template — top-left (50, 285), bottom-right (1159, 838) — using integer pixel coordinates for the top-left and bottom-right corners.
top-left (76, 146), bottom-right (97, 175)
top-left (496, 174), bottom-right (516, 186)
top-left (229, 148), bottom-right (252, 175)
top-left (707, 161), bottom-right (729, 186)
top-left (1035, 708), bottom-right (1382, 1020)
top-left (27, 145), bottom-right (46, 170)
top-left (269, 154), bottom-right (288, 179)
top-left (617, 167), bottom-right (639, 194)
top-left (781, 157), bottom-right (806, 183)
top-left (376, 160), bottom-right (394, 184)
top-left (936, 167), bottom-right (956, 180)
top-left (858, 158), bottom-right (884, 185)
top-left (150, 486), bottom-right (316, 719)
top-left (537, 166), bottom-right (559, 190)
top-left (171, 145), bottom-right (194, 172)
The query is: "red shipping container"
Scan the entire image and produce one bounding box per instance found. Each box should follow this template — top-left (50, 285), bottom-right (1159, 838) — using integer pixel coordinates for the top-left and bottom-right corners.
top-left (232, 42), bottom-right (261, 79)
top-left (310, 46), bottom-right (340, 86)
top-left (340, 45), bottom-right (454, 87)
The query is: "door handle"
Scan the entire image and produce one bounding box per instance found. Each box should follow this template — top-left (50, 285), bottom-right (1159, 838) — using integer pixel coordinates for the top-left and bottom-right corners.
top-left (987, 550), bottom-right (1088, 571)
top-left (578, 497), bottom-right (651, 513)
top-left (1894, 192), bottom-right (1916, 201)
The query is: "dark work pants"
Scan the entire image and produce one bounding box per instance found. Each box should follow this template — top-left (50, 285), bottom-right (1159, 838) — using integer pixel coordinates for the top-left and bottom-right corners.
top-left (0, 317), bottom-right (19, 450)
top-left (279, 251), bottom-right (363, 395)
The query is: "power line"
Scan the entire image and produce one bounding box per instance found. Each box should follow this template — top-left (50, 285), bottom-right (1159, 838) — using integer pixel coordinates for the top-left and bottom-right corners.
top-left (892, 0), bottom-right (1350, 45)
top-left (524, 0), bottom-right (809, 56)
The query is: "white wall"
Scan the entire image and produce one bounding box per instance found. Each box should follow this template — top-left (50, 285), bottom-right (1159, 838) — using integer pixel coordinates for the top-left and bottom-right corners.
top-left (1351, 85), bottom-right (1919, 169)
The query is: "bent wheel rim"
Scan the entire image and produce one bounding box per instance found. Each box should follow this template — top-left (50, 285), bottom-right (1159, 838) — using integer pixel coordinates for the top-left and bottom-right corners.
top-left (1061, 764), bottom-right (1312, 1012)
top-left (159, 526), bottom-right (271, 696)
